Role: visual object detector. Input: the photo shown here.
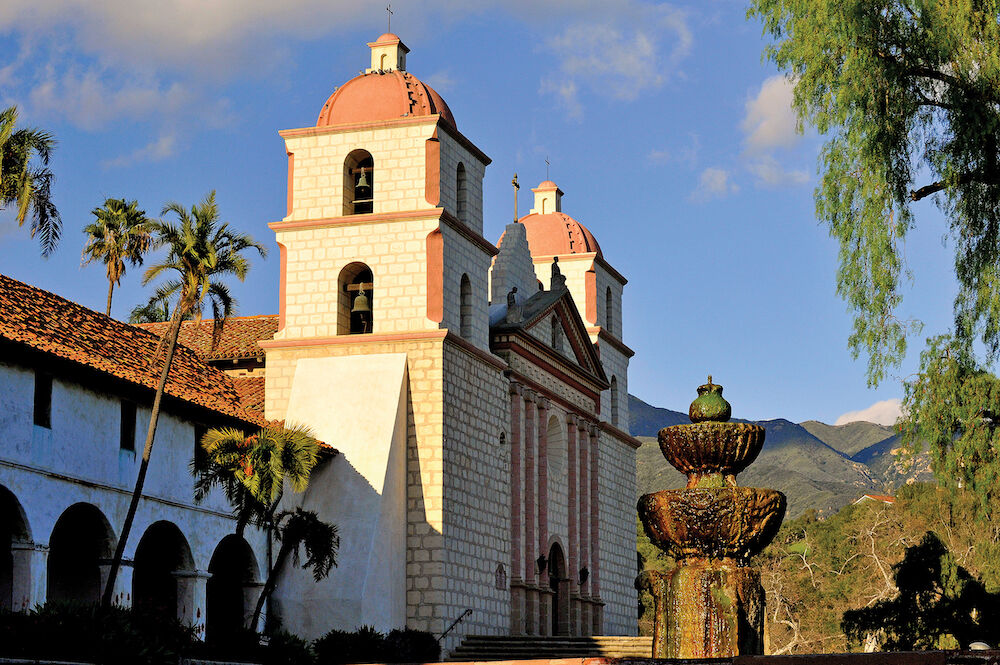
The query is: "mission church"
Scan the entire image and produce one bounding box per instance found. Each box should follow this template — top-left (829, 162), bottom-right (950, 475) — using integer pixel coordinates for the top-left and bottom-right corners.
top-left (0, 32), bottom-right (638, 647)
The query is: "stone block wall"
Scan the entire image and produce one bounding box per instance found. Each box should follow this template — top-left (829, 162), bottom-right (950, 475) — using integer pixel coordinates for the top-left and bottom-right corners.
top-left (439, 223), bottom-right (492, 351)
top-left (283, 121), bottom-right (439, 221)
top-left (439, 340), bottom-right (510, 650)
top-left (597, 429), bottom-right (638, 636)
top-left (438, 131), bottom-right (487, 235)
top-left (273, 217), bottom-right (440, 342)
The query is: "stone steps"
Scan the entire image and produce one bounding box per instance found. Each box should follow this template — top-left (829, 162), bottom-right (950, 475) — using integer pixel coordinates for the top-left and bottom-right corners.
top-left (449, 636), bottom-right (654, 661)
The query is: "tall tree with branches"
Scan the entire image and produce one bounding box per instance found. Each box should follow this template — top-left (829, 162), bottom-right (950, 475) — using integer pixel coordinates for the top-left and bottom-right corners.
top-left (101, 190), bottom-right (266, 608)
top-left (748, 0), bottom-right (1000, 507)
top-left (0, 105), bottom-right (61, 255)
top-left (82, 198), bottom-right (154, 316)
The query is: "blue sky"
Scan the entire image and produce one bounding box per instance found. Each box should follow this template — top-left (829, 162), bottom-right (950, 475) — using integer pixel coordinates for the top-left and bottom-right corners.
top-left (0, 1), bottom-right (961, 425)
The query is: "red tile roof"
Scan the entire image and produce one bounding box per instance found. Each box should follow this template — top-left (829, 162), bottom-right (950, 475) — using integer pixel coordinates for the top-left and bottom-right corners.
top-left (232, 375), bottom-right (266, 414)
top-left (135, 315), bottom-right (278, 360)
top-left (0, 273), bottom-right (267, 427)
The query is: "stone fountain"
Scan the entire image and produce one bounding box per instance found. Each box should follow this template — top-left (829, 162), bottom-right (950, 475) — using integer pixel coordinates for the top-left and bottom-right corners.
top-left (636, 377), bottom-right (786, 658)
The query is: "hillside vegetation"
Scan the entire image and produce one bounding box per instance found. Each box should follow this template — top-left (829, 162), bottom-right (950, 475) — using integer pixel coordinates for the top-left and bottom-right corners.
top-left (630, 395), bottom-right (931, 518)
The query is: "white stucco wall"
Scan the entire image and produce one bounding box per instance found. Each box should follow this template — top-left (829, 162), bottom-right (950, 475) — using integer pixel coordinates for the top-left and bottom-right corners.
top-left (0, 358), bottom-right (267, 632)
top-left (272, 354), bottom-right (408, 638)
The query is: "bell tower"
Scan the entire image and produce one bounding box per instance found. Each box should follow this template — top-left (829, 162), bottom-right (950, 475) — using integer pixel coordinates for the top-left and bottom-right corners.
top-left (263, 35), bottom-right (511, 644)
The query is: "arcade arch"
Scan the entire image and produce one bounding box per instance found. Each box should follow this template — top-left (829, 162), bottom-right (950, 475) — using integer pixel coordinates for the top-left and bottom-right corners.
top-left (0, 485), bottom-right (31, 611)
top-left (47, 503), bottom-right (116, 605)
top-left (206, 535), bottom-right (259, 641)
top-left (133, 521), bottom-right (194, 621)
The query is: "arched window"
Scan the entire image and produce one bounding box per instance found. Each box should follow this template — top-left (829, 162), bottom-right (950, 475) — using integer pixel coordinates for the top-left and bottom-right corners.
top-left (551, 317), bottom-right (563, 351)
top-left (460, 273), bottom-right (472, 338)
top-left (456, 163), bottom-right (468, 223)
top-left (339, 262), bottom-right (374, 335)
top-left (344, 149), bottom-right (374, 215)
top-left (605, 287), bottom-right (614, 333)
top-left (610, 376), bottom-right (620, 427)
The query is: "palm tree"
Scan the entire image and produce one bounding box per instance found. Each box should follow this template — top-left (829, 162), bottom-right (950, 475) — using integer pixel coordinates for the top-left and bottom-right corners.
top-left (0, 105), bottom-right (61, 256)
top-left (194, 423), bottom-right (334, 631)
top-left (82, 198), bottom-right (154, 316)
top-left (253, 508), bottom-right (338, 628)
top-left (194, 423), bottom-right (321, 537)
top-left (128, 295), bottom-right (175, 324)
top-left (101, 190), bottom-right (266, 608)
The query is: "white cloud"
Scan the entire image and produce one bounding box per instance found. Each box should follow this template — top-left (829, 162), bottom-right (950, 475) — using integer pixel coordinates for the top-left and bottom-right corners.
top-left (102, 133), bottom-right (178, 168)
top-left (27, 65), bottom-right (194, 131)
top-left (690, 167), bottom-right (738, 202)
top-left (424, 70), bottom-right (457, 93)
top-left (739, 75), bottom-right (811, 189)
top-left (539, 3), bottom-right (692, 115)
top-left (742, 75), bottom-right (799, 153)
top-left (746, 154), bottom-right (809, 188)
top-left (835, 399), bottom-right (903, 426)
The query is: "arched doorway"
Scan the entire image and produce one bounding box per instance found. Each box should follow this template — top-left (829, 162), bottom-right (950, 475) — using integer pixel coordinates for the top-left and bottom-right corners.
top-left (548, 542), bottom-right (568, 636)
top-left (207, 535), bottom-right (258, 642)
top-left (47, 503), bottom-right (116, 605)
top-left (0, 485), bottom-right (31, 610)
top-left (133, 521), bottom-right (194, 620)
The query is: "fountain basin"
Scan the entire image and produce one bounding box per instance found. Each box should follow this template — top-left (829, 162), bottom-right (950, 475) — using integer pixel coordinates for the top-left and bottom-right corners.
top-left (658, 422), bottom-right (765, 485)
top-left (638, 487), bottom-right (785, 561)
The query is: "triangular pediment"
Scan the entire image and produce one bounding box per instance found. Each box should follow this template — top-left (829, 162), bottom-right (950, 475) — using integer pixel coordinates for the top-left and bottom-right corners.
top-left (491, 286), bottom-right (608, 388)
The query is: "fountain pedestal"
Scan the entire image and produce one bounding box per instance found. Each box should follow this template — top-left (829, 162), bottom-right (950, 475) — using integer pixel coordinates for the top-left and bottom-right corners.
top-left (636, 378), bottom-right (785, 658)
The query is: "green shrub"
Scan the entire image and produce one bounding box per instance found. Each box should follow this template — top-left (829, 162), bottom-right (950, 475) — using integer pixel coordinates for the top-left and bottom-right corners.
top-left (314, 625), bottom-right (386, 664)
top-left (384, 627), bottom-right (440, 663)
top-left (313, 625), bottom-right (440, 664)
top-left (0, 603), bottom-right (195, 665)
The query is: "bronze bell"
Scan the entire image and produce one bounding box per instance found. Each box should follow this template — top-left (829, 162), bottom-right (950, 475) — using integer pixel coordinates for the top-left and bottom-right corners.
top-left (352, 287), bottom-right (371, 313)
top-left (356, 167), bottom-right (369, 189)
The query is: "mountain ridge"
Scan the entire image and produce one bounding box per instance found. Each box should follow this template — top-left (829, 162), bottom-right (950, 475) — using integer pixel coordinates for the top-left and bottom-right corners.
top-left (629, 394), bottom-right (929, 518)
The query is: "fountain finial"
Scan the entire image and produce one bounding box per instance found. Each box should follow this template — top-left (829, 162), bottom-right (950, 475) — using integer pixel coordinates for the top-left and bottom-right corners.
top-left (688, 375), bottom-right (732, 423)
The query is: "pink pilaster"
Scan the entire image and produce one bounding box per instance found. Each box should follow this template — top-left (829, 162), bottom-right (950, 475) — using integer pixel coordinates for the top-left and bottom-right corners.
top-left (589, 425), bottom-right (603, 634)
top-left (523, 390), bottom-right (538, 635)
top-left (536, 397), bottom-right (551, 636)
top-left (509, 382), bottom-right (525, 634)
top-left (566, 413), bottom-right (580, 635)
top-left (578, 419), bottom-right (592, 635)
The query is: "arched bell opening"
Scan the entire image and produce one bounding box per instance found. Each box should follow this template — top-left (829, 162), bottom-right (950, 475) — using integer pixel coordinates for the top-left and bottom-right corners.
top-left (605, 286), bottom-right (614, 334)
top-left (338, 262), bottom-right (374, 335)
top-left (133, 521), bottom-right (194, 621)
top-left (0, 485), bottom-right (31, 611)
top-left (459, 273), bottom-right (472, 339)
top-left (610, 376), bottom-right (619, 428)
top-left (206, 535), bottom-right (259, 643)
top-left (548, 542), bottom-right (569, 636)
top-left (456, 162), bottom-right (468, 223)
top-left (47, 503), bottom-right (116, 605)
top-left (344, 149), bottom-right (374, 215)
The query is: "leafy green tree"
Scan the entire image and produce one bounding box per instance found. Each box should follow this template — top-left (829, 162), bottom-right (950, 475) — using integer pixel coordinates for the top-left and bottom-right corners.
top-left (748, 0), bottom-right (1000, 505)
top-left (82, 198), bottom-right (154, 317)
top-left (101, 191), bottom-right (266, 608)
top-left (194, 423), bottom-right (337, 632)
top-left (0, 105), bottom-right (61, 255)
top-left (843, 531), bottom-right (1000, 650)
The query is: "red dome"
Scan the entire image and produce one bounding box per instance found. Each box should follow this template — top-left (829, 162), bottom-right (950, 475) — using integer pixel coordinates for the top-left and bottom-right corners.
top-left (513, 212), bottom-right (602, 257)
top-left (316, 70), bottom-right (456, 128)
